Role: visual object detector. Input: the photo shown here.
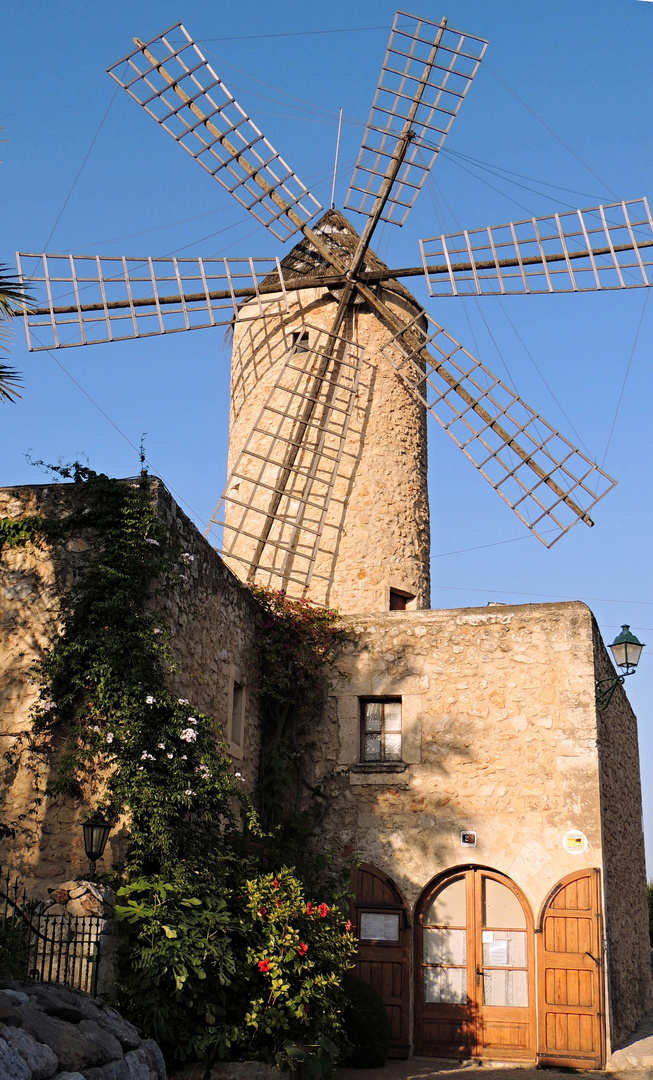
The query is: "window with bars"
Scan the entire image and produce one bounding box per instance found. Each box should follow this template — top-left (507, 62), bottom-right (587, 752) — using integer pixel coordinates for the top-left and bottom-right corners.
top-left (361, 699), bottom-right (402, 763)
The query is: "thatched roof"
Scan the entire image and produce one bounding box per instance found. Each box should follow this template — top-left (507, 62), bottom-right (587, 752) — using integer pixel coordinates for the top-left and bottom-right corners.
top-left (270, 208), bottom-right (420, 308)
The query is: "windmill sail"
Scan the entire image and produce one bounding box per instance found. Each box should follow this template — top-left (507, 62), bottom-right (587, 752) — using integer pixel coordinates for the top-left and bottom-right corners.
top-left (420, 199), bottom-right (653, 296)
top-left (208, 324), bottom-right (369, 597)
top-left (345, 11), bottom-right (487, 226)
top-left (15, 253), bottom-right (288, 350)
top-left (107, 24), bottom-right (322, 241)
top-left (380, 311), bottom-right (616, 547)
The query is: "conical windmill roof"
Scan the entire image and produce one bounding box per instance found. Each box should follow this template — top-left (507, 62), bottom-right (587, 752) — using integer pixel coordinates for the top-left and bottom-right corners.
top-left (272, 208), bottom-right (421, 309)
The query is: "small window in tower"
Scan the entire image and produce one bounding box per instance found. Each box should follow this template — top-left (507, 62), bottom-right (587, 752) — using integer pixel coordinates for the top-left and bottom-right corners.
top-left (292, 330), bottom-right (310, 353)
top-left (389, 589), bottom-right (415, 611)
top-left (361, 699), bottom-right (402, 763)
top-left (231, 681), bottom-right (244, 749)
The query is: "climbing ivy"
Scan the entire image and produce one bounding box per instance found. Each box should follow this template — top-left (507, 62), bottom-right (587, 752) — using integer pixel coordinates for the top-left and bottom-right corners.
top-left (4, 460), bottom-right (237, 875)
top-left (246, 585), bottom-right (345, 845)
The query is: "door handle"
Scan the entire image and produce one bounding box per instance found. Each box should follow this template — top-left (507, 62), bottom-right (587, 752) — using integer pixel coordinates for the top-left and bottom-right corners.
top-left (476, 965), bottom-right (484, 986)
top-left (585, 951), bottom-right (601, 966)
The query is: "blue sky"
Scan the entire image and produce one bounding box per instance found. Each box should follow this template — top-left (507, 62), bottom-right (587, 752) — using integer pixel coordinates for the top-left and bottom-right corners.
top-left (3, 1), bottom-right (653, 866)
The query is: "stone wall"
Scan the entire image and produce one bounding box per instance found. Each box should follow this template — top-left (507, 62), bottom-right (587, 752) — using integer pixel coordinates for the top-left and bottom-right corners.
top-left (317, 602), bottom-right (604, 912)
top-left (309, 600), bottom-right (651, 1052)
top-left (593, 620), bottom-right (653, 1047)
top-left (0, 479), bottom-right (261, 893)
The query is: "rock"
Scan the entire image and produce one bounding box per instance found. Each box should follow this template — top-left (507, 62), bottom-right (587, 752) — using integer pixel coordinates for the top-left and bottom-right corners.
top-left (140, 1039), bottom-right (166, 1077)
top-left (77, 1019), bottom-right (124, 1062)
top-left (19, 1006), bottom-right (108, 1071)
top-left (124, 1048), bottom-right (152, 1080)
top-left (54, 1073), bottom-right (86, 1080)
top-left (0, 1001), bottom-right (24, 1026)
top-left (0, 1037), bottom-right (31, 1080)
top-left (86, 1005), bottom-right (141, 1051)
top-left (49, 889), bottom-right (70, 905)
top-left (28, 985), bottom-right (81, 1014)
top-left (0, 990), bottom-right (30, 1006)
top-left (84, 1061), bottom-right (132, 1080)
top-left (0, 1023), bottom-right (59, 1079)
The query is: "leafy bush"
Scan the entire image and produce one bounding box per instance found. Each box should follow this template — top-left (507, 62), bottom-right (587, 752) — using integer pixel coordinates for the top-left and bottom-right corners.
top-left (115, 868), bottom-right (357, 1073)
top-left (340, 972), bottom-right (391, 1068)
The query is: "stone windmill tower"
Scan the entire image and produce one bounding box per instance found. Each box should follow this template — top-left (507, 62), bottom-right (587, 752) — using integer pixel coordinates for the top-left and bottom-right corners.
top-left (16, 13), bottom-right (653, 613)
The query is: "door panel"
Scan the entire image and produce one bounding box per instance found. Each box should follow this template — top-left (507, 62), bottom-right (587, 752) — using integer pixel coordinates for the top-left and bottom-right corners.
top-left (415, 868), bottom-right (536, 1061)
top-left (537, 868), bottom-right (604, 1069)
top-left (350, 865), bottom-right (410, 1058)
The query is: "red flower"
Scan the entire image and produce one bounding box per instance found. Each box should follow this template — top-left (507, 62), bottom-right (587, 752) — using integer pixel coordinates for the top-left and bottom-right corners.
top-left (275, 899), bottom-right (283, 908)
top-left (306, 902), bottom-right (314, 915)
top-left (297, 942), bottom-right (308, 956)
top-left (346, 920), bottom-right (353, 932)
top-left (318, 903), bottom-right (329, 918)
top-left (258, 959), bottom-right (270, 973)
top-left (257, 907), bottom-right (267, 917)
top-left (273, 878), bottom-right (279, 890)
top-left (304, 1003), bottom-right (310, 1014)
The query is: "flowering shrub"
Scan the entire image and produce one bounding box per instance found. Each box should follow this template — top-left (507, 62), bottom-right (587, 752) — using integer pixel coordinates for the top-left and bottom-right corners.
top-left (115, 867), bottom-right (356, 1073)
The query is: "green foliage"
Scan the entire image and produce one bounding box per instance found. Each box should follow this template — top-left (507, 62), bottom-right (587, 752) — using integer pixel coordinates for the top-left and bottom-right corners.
top-left (340, 972), bottom-right (391, 1068)
top-left (0, 919), bottom-right (28, 978)
top-left (4, 461), bottom-right (237, 875)
top-left (115, 877), bottom-right (236, 1065)
top-left (246, 585), bottom-right (344, 838)
top-left (0, 516), bottom-right (48, 549)
top-left (5, 460), bottom-right (357, 1074)
top-left (115, 868), bottom-right (357, 1073)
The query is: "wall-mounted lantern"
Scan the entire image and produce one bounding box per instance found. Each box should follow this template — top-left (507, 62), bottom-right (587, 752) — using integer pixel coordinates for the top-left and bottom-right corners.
top-left (595, 625), bottom-right (645, 711)
top-left (81, 813), bottom-right (111, 881)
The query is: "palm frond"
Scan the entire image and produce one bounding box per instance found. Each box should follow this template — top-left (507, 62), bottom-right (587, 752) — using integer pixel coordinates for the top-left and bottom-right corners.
top-left (0, 363), bottom-right (23, 402)
top-left (0, 265), bottom-right (33, 317)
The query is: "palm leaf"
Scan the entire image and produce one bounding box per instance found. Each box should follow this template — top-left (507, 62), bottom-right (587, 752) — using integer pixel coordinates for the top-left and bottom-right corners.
top-left (0, 363), bottom-right (23, 402)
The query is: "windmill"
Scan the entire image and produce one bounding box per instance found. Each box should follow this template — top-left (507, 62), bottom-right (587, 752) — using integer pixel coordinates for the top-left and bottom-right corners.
top-left (15, 13), bottom-right (653, 612)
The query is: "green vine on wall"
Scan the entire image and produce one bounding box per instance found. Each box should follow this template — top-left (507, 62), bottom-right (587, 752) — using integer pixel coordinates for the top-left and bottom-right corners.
top-left (3, 461), bottom-right (238, 876)
top-left (246, 585), bottom-right (345, 844)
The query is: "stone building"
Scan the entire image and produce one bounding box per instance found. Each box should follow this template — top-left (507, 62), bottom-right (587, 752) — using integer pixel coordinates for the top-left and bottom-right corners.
top-left (0, 218), bottom-right (650, 1068)
top-left (1, 477), bottom-right (650, 1070)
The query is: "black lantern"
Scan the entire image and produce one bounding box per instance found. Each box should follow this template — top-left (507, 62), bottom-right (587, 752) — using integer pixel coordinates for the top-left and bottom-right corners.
top-left (596, 625), bottom-right (645, 710)
top-left (82, 813), bottom-right (111, 880)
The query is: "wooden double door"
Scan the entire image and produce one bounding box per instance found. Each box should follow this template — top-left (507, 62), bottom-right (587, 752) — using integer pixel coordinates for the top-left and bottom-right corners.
top-left (415, 868), bottom-right (536, 1061)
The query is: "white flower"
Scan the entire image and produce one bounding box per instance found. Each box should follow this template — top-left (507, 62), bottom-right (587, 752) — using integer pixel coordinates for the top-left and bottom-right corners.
top-left (181, 552), bottom-right (195, 564)
top-left (178, 574), bottom-right (189, 583)
top-left (178, 698), bottom-right (189, 705)
top-left (41, 701), bottom-right (55, 713)
top-left (180, 728), bottom-right (197, 743)
top-left (187, 716), bottom-right (198, 726)
top-left (90, 725), bottom-right (101, 734)
top-left (145, 538), bottom-right (160, 546)
top-left (235, 772), bottom-right (246, 783)
top-left (167, 752), bottom-right (174, 759)
top-left (196, 764), bottom-right (210, 779)
top-left (184, 789), bottom-right (195, 796)
top-left (181, 754), bottom-right (187, 761)
top-left (140, 751), bottom-right (155, 762)
top-left (145, 695), bottom-right (156, 705)
top-left (153, 628), bottom-right (162, 635)
top-left (106, 733), bottom-right (114, 744)
top-left (138, 766), bottom-right (144, 771)
top-left (157, 743), bottom-right (166, 750)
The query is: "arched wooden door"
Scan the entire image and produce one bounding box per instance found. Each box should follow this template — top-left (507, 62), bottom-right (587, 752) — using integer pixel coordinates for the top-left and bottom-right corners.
top-left (415, 867), bottom-right (536, 1061)
top-left (537, 868), bottom-right (604, 1070)
top-left (350, 864), bottom-right (410, 1058)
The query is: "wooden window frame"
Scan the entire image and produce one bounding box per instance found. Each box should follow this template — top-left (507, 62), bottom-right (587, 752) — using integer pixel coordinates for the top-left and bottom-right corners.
top-left (360, 697), bottom-right (403, 764)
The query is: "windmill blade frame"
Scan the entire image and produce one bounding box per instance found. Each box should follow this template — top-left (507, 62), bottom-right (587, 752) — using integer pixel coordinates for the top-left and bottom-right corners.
top-left (420, 199), bottom-right (653, 296)
top-left (345, 10), bottom-right (487, 226)
top-left (107, 23), bottom-right (322, 241)
top-left (379, 309), bottom-right (617, 547)
top-left (209, 323), bottom-right (369, 596)
top-left (16, 253), bottom-right (290, 350)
